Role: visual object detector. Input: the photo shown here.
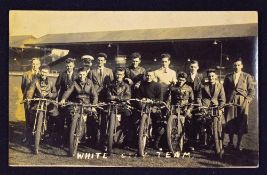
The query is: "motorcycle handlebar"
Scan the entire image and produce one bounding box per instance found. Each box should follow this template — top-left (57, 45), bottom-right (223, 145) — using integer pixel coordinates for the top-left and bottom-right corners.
top-left (21, 98), bottom-right (58, 104)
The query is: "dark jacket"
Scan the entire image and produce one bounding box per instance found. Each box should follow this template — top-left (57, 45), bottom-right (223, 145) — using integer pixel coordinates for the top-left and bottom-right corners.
top-left (106, 80), bottom-right (131, 101)
top-left (25, 77), bottom-right (59, 116)
top-left (186, 72), bottom-right (204, 101)
top-left (168, 83), bottom-right (194, 106)
top-left (26, 77), bottom-right (57, 100)
top-left (62, 78), bottom-right (98, 105)
top-left (55, 70), bottom-right (78, 101)
top-left (137, 81), bottom-right (162, 101)
top-left (88, 67), bottom-right (114, 94)
top-left (125, 66), bottom-right (146, 84)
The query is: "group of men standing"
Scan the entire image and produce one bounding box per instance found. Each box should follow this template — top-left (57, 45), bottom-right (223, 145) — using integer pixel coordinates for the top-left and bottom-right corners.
top-left (20, 51), bottom-right (255, 153)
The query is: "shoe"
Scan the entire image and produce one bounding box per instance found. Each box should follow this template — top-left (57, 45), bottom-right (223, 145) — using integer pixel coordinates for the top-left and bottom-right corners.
top-left (154, 144), bottom-right (163, 151)
top-left (236, 146), bottom-right (243, 152)
top-left (22, 137), bottom-right (27, 143)
top-left (123, 146), bottom-right (130, 150)
top-left (103, 146), bottom-right (108, 152)
top-left (188, 146), bottom-right (195, 151)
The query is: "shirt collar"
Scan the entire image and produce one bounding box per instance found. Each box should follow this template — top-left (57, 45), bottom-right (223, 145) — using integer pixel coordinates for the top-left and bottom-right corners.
top-left (131, 66), bottom-right (140, 70)
top-left (234, 71), bottom-right (242, 75)
top-left (32, 69), bottom-right (39, 74)
top-left (67, 71), bottom-right (73, 75)
top-left (161, 67), bottom-right (170, 72)
top-left (190, 72), bottom-right (196, 76)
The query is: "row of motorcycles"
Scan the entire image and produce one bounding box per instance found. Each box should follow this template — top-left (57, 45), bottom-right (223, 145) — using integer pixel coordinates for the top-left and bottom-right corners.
top-left (22, 98), bottom-right (237, 159)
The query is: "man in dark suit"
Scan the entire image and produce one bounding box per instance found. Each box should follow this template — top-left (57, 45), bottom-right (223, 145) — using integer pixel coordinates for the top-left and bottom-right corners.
top-left (223, 58), bottom-right (255, 151)
top-left (88, 52), bottom-right (114, 102)
top-left (187, 60), bottom-right (204, 101)
top-left (198, 69), bottom-right (226, 146)
top-left (186, 60), bottom-right (204, 148)
top-left (55, 58), bottom-right (78, 146)
top-left (21, 57), bottom-right (41, 143)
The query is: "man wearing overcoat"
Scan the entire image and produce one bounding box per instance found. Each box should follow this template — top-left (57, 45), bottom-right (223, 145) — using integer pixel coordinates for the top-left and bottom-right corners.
top-left (223, 58), bottom-right (255, 151)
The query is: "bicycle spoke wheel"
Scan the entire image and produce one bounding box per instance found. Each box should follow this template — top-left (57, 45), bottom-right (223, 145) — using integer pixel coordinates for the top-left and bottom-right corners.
top-left (108, 114), bottom-right (116, 153)
top-left (69, 116), bottom-right (84, 157)
top-left (138, 114), bottom-right (149, 157)
top-left (167, 115), bottom-right (184, 155)
top-left (34, 112), bottom-right (44, 155)
top-left (213, 117), bottom-right (224, 158)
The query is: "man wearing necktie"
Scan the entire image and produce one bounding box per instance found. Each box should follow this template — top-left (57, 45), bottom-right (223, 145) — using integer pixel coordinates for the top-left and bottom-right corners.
top-left (55, 58), bottom-right (78, 147)
top-left (154, 53), bottom-right (177, 101)
top-left (186, 60), bottom-right (204, 102)
top-left (223, 58), bottom-right (255, 151)
top-left (88, 53), bottom-right (114, 102)
top-left (21, 57), bottom-right (41, 143)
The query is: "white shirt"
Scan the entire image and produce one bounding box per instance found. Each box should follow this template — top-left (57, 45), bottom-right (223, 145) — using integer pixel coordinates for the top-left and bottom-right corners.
top-left (154, 67), bottom-right (177, 85)
top-left (190, 73), bottom-right (196, 81)
top-left (67, 71), bottom-right (73, 80)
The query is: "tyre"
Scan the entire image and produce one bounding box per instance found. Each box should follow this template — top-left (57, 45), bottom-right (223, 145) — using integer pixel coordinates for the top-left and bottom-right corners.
top-left (167, 115), bottom-right (184, 155)
top-left (213, 117), bottom-right (223, 157)
top-left (138, 114), bottom-right (149, 157)
top-left (108, 113), bottom-right (116, 153)
top-left (69, 115), bottom-right (85, 157)
top-left (34, 112), bottom-right (44, 155)
top-left (96, 114), bottom-right (101, 146)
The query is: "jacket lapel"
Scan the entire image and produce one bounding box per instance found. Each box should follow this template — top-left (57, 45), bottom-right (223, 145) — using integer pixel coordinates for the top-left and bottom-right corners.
top-left (235, 72), bottom-right (244, 89)
top-left (213, 82), bottom-right (220, 98)
top-left (94, 69), bottom-right (101, 85)
top-left (228, 73), bottom-right (234, 86)
top-left (194, 73), bottom-right (200, 88)
top-left (204, 84), bottom-right (211, 97)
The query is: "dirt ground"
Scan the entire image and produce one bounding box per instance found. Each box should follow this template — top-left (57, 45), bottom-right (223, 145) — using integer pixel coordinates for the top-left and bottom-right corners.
top-left (8, 75), bottom-right (259, 167)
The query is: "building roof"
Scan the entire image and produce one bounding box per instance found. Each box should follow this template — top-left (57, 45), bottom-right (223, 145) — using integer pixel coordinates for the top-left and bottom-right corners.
top-left (9, 35), bottom-right (37, 48)
top-left (25, 23), bottom-right (257, 48)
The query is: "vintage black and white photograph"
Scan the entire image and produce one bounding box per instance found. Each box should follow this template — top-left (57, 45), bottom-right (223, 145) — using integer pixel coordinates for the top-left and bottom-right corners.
top-left (9, 11), bottom-right (258, 167)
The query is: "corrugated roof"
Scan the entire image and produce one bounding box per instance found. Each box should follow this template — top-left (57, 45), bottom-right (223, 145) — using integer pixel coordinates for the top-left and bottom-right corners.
top-left (25, 23), bottom-right (257, 47)
top-left (9, 35), bottom-right (37, 48)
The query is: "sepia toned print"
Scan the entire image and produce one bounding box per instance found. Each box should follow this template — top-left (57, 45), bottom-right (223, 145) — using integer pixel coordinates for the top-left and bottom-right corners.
top-left (9, 11), bottom-right (258, 167)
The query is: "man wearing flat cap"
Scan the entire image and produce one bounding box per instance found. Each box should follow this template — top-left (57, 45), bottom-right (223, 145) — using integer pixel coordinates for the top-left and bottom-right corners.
top-left (81, 55), bottom-right (94, 76)
top-left (55, 57), bottom-right (78, 146)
